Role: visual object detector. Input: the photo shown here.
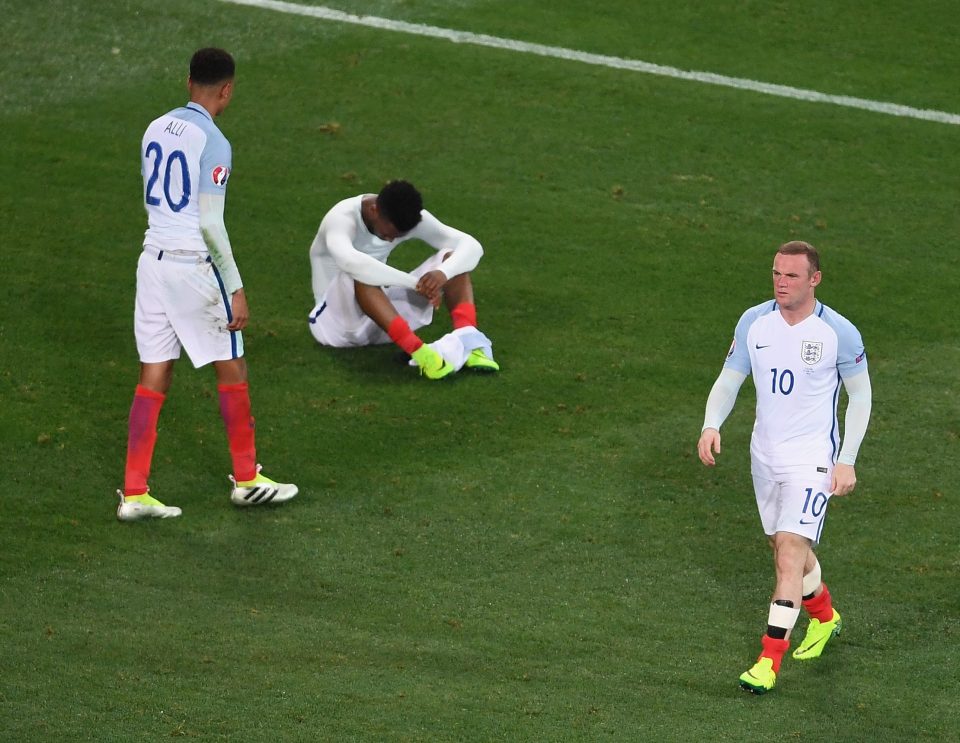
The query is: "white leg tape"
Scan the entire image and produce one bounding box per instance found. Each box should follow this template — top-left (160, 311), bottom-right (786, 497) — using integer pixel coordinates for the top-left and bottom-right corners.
top-left (802, 558), bottom-right (822, 597)
top-left (768, 602), bottom-right (801, 631)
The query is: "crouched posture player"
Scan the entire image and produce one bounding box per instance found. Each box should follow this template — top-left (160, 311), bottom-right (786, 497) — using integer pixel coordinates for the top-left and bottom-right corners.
top-left (118, 48), bottom-right (296, 521)
top-left (697, 241), bottom-right (872, 693)
top-left (307, 180), bottom-right (499, 379)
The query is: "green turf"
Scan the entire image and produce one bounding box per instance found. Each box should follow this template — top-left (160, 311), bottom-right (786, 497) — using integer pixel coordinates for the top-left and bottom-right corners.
top-left (2, 1), bottom-right (958, 740)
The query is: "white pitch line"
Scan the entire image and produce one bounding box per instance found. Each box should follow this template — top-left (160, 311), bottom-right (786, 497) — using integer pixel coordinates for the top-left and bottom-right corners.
top-left (219, 0), bottom-right (960, 127)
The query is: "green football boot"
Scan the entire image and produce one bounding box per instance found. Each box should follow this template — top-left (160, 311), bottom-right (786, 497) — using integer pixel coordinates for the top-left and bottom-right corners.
top-left (411, 345), bottom-right (455, 380)
top-left (792, 609), bottom-right (842, 660)
top-left (739, 657), bottom-right (777, 694)
top-left (464, 347), bottom-right (500, 373)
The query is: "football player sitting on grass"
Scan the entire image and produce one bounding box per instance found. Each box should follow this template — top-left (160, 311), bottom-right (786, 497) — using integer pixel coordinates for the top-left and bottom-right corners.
top-left (307, 180), bottom-right (499, 380)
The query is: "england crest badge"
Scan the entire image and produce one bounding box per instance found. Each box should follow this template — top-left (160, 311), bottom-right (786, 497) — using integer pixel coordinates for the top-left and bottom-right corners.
top-left (801, 341), bottom-right (823, 365)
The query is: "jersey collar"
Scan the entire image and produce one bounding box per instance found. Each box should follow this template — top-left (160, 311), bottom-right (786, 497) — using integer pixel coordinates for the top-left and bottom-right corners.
top-left (774, 299), bottom-right (824, 322)
top-left (185, 101), bottom-right (214, 121)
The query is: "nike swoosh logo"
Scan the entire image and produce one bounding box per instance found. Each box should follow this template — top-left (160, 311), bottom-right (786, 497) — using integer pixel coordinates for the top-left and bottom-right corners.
top-left (755, 344), bottom-right (771, 349)
top-left (797, 636), bottom-right (828, 655)
top-left (799, 519), bottom-right (816, 525)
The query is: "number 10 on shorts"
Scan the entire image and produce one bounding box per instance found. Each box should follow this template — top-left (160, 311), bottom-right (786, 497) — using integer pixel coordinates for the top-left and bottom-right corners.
top-left (802, 487), bottom-right (828, 519)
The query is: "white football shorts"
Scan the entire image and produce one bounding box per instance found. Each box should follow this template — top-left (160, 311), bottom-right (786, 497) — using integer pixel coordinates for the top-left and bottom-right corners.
top-left (307, 252), bottom-right (445, 348)
top-left (751, 460), bottom-right (834, 544)
top-left (134, 248), bottom-right (243, 368)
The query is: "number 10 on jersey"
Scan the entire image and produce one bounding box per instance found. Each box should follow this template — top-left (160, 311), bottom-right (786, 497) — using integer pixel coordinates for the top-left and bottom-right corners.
top-left (770, 367), bottom-right (795, 395)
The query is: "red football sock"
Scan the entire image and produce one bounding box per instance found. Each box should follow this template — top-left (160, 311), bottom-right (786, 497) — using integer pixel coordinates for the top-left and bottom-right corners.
top-left (387, 316), bottom-right (423, 355)
top-left (802, 583), bottom-right (835, 623)
top-left (124, 385), bottom-right (165, 496)
top-left (760, 634), bottom-right (790, 673)
top-left (218, 382), bottom-right (257, 482)
top-left (450, 302), bottom-right (477, 330)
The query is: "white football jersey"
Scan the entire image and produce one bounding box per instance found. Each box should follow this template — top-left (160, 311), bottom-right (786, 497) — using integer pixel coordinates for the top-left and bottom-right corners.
top-left (724, 300), bottom-right (868, 468)
top-left (308, 195), bottom-right (482, 304)
top-left (141, 102), bottom-right (231, 253)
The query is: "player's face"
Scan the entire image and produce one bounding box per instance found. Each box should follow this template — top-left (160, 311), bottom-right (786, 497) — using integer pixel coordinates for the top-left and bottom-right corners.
top-left (772, 253), bottom-right (820, 311)
top-left (368, 209), bottom-right (404, 241)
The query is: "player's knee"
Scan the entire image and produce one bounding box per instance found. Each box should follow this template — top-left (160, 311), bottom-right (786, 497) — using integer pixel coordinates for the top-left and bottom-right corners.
top-left (214, 357), bottom-right (247, 384)
top-left (772, 534), bottom-right (809, 575)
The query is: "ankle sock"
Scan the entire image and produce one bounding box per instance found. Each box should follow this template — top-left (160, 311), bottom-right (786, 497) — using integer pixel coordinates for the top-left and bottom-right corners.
top-left (387, 316), bottom-right (423, 355)
top-left (760, 634), bottom-right (790, 673)
top-left (802, 583), bottom-right (835, 623)
top-left (450, 302), bottom-right (477, 330)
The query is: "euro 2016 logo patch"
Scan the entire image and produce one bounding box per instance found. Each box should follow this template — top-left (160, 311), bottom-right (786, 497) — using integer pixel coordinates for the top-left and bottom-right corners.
top-left (211, 165), bottom-right (230, 186)
top-left (801, 341), bottom-right (823, 365)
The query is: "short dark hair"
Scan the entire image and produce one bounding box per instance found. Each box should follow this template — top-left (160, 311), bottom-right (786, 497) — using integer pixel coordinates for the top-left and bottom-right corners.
top-left (189, 48), bottom-right (235, 85)
top-left (778, 240), bottom-right (820, 274)
top-left (377, 180), bottom-right (423, 233)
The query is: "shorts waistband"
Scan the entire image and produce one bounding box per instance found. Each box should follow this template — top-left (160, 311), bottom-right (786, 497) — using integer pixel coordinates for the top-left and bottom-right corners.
top-left (143, 246), bottom-right (211, 264)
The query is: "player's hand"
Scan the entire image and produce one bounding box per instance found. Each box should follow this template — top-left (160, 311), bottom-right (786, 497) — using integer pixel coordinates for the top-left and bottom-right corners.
top-left (416, 270), bottom-right (447, 304)
top-left (831, 463), bottom-right (857, 496)
top-left (227, 288), bottom-right (249, 331)
top-left (697, 428), bottom-right (721, 466)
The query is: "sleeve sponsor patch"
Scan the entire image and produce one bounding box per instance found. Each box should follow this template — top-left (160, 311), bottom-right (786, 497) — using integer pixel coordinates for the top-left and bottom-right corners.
top-left (211, 165), bottom-right (230, 186)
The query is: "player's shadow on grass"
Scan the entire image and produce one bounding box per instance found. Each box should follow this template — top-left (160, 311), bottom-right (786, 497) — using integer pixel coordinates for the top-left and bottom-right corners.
top-left (312, 343), bottom-right (438, 384)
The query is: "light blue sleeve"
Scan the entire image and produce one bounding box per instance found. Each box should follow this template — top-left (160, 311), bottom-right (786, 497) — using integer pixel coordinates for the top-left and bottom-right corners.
top-left (199, 128), bottom-right (232, 196)
top-left (722, 301), bottom-right (772, 376)
top-left (822, 306), bottom-right (868, 379)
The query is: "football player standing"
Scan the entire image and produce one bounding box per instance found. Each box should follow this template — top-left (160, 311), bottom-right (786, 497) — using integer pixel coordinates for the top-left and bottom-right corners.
top-left (118, 48), bottom-right (297, 520)
top-left (697, 241), bottom-right (872, 693)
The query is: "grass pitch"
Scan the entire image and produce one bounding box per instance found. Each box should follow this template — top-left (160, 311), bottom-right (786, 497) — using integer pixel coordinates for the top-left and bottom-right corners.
top-left (1, 1), bottom-right (958, 740)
